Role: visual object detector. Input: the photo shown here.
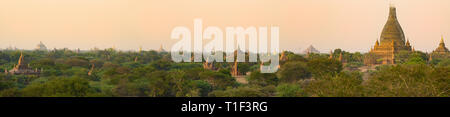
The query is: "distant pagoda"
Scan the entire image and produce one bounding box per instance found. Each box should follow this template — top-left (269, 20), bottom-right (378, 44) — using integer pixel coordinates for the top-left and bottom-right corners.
top-left (7, 52), bottom-right (41, 75)
top-left (36, 41), bottom-right (48, 51)
top-left (432, 36), bottom-right (449, 54)
top-left (158, 44), bottom-right (166, 53)
top-left (365, 6), bottom-right (412, 65)
top-left (303, 45), bottom-right (320, 54)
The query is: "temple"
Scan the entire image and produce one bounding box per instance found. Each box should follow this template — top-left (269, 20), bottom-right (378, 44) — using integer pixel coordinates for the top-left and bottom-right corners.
top-left (158, 44), bottom-right (166, 53)
top-left (230, 48), bottom-right (243, 76)
top-left (36, 41), bottom-right (48, 51)
top-left (432, 36), bottom-right (449, 54)
top-left (365, 6), bottom-right (412, 65)
top-left (7, 52), bottom-right (41, 75)
top-left (303, 45), bottom-right (320, 54)
top-left (203, 57), bottom-right (217, 70)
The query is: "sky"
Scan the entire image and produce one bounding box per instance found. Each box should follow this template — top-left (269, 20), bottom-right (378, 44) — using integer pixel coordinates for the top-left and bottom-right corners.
top-left (0, 0), bottom-right (449, 53)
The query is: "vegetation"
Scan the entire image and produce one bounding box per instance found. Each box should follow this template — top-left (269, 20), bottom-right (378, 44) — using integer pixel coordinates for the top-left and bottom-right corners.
top-left (0, 49), bottom-right (448, 97)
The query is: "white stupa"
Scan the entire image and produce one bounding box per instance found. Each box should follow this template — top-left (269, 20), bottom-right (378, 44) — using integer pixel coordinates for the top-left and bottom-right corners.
top-left (303, 45), bottom-right (320, 54)
top-left (36, 41), bottom-right (48, 51)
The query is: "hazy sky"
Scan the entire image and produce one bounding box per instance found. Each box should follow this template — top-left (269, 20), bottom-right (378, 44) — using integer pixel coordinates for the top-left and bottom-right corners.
top-left (0, 0), bottom-right (449, 53)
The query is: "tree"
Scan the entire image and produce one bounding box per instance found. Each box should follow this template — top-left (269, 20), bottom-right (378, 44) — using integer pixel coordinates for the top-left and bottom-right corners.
top-left (149, 60), bottom-right (172, 71)
top-left (0, 81), bottom-right (16, 91)
top-left (285, 51), bottom-right (308, 62)
top-left (277, 61), bottom-right (311, 83)
top-left (307, 58), bottom-right (343, 77)
top-left (199, 71), bottom-right (236, 90)
top-left (208, 86), bottom-right (267, 97)
top-left (64, 57), bottom-right (90, 68)
top-left (0, 88), bottom-right (21, 97)
top-left (189, 80), bottom-right (212, 97)
top-left (145, 70), bottom-right (172, 97)
top-left (403, 52), bottom-right (427, 65)
top-left (237, 63), bottom-right (250, 75)
top-left (248, 71), bottom-right (278, 87)
top-left (404, 56), bottom-right (426, 65)
top-left (303, 71), bottom-right (363, 97)
top-left (276, 84), bottom-right (306, 97)
top-left (437, 59), bottom-right (450, 67)
top-left (365, 64), bottom-right (448, 97)
top-left (31, 58), bottom-right (55, 69)
top-left (21, 77), bottom-right (96, 97)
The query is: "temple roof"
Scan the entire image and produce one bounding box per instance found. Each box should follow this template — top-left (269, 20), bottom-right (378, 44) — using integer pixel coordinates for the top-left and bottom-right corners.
top-left (303, 45), bottom-right (320, 54)
top-left (8, 52), bottom-right (40, 75)
top-left (36, 41), bottom-right (48, 51)
top-left (434, 36), bottom-right (449, 53)
top-left (17, 52), bottom-right (25, 67)
top-left (380, 6), bottom-right (406, 46)
top-left (158, 44), bottom-right (166, 52)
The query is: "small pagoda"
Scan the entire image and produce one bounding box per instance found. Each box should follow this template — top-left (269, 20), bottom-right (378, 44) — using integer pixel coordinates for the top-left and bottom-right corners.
top-left (7, 52), bottom-right (41, 75)
top-left (432, 36), bottom-right (449, 54)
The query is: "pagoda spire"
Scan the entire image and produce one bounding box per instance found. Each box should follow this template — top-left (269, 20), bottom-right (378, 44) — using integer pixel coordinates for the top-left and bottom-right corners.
top-left (438, 35), bottom-right (446, 49)
top-left (18, 52), bottom-right (24, 66)
top-left (429, 54), bottom-right (433, 62)
top-left (433, 35), bottom-right (449, 54)
top-left (329, 50), bottom-right (333, 59)
top-left (406, 39), bottom-right (410, 46)
top-left (380, 5), bottom-right (406, 46)
top-left (88, 64), bottom-right (95, 76)
top-left (375, 39), bottom-right (380, 46)
top-left (158, 44), bottom-right (166, 52)
top-left (389, 5), bottom-right (397, 19)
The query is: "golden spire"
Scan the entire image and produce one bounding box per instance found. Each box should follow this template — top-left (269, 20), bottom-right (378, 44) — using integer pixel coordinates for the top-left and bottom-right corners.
top-left (375, 39), bottom-right (380, 46)
top-left (433, 35), bottom-right (449, 54)
top-left (329, 50), bottom-right (333, 59)
top-left (389, 2), bottom-right (395, 8)
top-left (338, 52), bottom-right (343, 62)
top-left (18, 51), bottom-right (24, 66)
top-left (389, 5), bottom-right (397, 19)
top-left (280, 51), bottom-right (287, 61)
top-left (406, 39), bottom-right (410, 46)
top-left (380, 5), bottom-right (405, 47)
top-left (88, 64), bottom-right (95, 76)
top-left (429, 54), bottom-right (433, 61)
top-left (158, 44), bottom-right (166, 52)
top-left (231, 58), bottom-right (239, 76)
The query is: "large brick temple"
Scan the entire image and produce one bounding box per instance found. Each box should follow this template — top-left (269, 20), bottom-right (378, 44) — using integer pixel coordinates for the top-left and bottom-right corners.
top-left (365, 6), bottom-right (413, 65)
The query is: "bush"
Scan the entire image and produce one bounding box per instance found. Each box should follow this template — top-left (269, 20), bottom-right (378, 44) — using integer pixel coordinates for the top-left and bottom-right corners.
top-left (276, 84), bottom-right (306, 97)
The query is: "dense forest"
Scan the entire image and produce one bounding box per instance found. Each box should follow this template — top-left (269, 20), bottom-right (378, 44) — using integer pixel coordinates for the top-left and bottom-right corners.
top-left (0, 48), bottom-right (448, 97)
